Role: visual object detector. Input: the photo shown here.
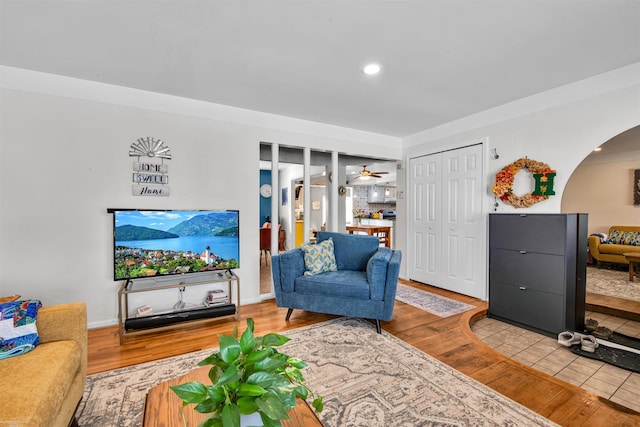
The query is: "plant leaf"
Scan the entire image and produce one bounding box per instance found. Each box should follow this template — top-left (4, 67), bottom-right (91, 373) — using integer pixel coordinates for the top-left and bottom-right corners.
top-left (240, 319), bottom-right (257, 354)
top-left (221, 403), bottom-right (240, 427)
top-left (260, 413), bottom-right (284, 427)
top-left (246, 371), bottom-right (278, 388)
top-left (206, 385), bottom-right (226, 403)
top-left (218, 334), bottom-right (241, 364)
top-left (198, 416), bottom-right (222, 427)
top-left (216, 364), bottom-right (241, 387)
top-left (198, 352), bottom-right (222, 367)
top-left (170, 382), bottom-right (208, 404)
top-left (193, 398), bottom-right (219, 414)
top-left (254, 356), bottom-right (286, 372)
top-left (312, 397), bottom-right (324, 413)
top-left (237, 396), bottom-right (259, 415)
top-left (286, 357), bottom-right (307, 369)
top-left (237, 383), bottom-right (267, 397)
top-left (208, 365), bottom-right (223, 385)
top-left (244, 349), bottom-right (270, 365)
top-left (256, 392), bottom-right (290, 421)
top-left (293, 385), bottom-right (308, 399)
top-left (260, 333), bottom-right (291, 348)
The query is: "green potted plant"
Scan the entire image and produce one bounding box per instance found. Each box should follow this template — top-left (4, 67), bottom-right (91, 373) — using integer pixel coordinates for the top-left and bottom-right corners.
top-left (170, 318), bottom-right (323, 427)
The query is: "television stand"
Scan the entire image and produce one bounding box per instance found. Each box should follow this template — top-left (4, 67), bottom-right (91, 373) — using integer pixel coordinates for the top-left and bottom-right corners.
top-left (117, 270), bottom-right (240, 344)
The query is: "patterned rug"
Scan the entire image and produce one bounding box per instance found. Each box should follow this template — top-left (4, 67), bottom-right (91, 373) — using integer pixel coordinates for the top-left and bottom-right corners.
top-left (587, 266), bottom-right (640, 302)
top-left (395, 283), bottom-right (476, 317)
top-left (76, 318), bottom-right (557, 427)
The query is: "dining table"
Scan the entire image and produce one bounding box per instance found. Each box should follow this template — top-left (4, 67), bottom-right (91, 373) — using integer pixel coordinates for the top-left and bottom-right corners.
top-left (345, 224), bottom-right (391, 247)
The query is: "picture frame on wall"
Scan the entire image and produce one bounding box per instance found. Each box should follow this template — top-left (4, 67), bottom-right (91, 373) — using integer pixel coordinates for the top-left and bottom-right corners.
top-left (282, 188), bottom-right (288, 206)
top-left (634, 169), bottom-right (640, 206)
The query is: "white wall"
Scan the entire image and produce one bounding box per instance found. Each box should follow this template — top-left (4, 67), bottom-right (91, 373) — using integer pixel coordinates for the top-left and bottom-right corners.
top-left (0, 68), bottom-right (402, 328)
top-left (561, 133), bottom-right (640, 234)
top-left (401, 64), bottom-right (640, 280)
top-left (2, 64), bottom-right (638, 325)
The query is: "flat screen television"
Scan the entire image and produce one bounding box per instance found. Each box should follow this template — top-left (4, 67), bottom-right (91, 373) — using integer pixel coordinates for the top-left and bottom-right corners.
top-left (112, 209), bottom-right (239, 281)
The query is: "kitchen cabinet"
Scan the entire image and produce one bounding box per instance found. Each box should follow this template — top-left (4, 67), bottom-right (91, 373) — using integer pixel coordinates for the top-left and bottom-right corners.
top-left (488, 213), bottom-right (587, 337)
top-left (367, 186), bottom-right (385, 203)
top-left (384, 186), bottom-right (396, 203)
top-left (367, 185), bottom-right (396, 203)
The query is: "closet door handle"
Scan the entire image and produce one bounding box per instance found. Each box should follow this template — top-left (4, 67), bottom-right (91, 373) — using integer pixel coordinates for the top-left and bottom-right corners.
top-left (519, 251), bottom-right (527, 254)
top-left (518, 286), bottom-right (527, 291)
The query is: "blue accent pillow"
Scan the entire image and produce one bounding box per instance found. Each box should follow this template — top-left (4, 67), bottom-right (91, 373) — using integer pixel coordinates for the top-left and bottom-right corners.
top-left (0, 300), bottom-right (42, 360)
top-left (300, 238), bottom-right (338, 276)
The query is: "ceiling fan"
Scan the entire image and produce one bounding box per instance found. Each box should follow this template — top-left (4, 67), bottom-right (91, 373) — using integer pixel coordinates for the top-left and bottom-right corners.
top-left (354, 165), bottom-right (389, 180)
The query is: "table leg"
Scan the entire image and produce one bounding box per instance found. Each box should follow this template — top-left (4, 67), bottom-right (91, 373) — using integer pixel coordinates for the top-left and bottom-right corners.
top-left (631, 262), bottom-right (637, 282)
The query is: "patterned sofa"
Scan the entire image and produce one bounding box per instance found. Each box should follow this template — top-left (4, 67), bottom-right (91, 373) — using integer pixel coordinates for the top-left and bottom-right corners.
top-left (271, 231), bottom-right (402, 333)
top-left (588, 225), bottom-right (640, 265)
top-left (0, 302), bottom-right (87, 427)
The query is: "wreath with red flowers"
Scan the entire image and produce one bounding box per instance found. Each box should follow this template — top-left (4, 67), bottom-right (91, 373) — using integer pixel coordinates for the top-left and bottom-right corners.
top-left (492, 158), bottom-right (556, 208)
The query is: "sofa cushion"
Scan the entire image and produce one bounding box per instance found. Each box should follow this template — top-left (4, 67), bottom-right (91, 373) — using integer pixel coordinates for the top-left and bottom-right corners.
top-left (0, 300), bottom-right (42, 360)
top-left (606, 229), bottom-right (640, 246)
top-left (599, 243), bottom-right (640, 255)
top-left (0, 339), bottom-right (81, 425)
top-left (295, 270), bottom-right (370, 299)
top-left (317, 231), bottom-right (379, 271)
top-left (300, 238), bottom-right (338, 275)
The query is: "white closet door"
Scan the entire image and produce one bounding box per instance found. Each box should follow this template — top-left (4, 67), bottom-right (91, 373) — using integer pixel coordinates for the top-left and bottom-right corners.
top-left (408, 154), bottom-right (441, 286)
top-left (441, 145), bottom-right (484, 298)
top-left (408, 144), bottom-right (486, 300)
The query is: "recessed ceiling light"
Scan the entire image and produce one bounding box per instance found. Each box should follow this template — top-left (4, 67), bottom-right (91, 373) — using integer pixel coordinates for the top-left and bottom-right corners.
top-left (362, 63), bottom-right (381, 75)
top-left (593, 147), bottom-right (602, 152)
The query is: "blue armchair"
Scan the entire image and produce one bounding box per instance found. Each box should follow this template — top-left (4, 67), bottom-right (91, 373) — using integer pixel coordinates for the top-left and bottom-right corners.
top-left (271, 231), bottom-right (402, 333)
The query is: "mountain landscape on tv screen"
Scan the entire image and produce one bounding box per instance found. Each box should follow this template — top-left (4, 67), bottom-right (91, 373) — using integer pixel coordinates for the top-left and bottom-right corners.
top-left (114, 211), bottom-right (239, 280)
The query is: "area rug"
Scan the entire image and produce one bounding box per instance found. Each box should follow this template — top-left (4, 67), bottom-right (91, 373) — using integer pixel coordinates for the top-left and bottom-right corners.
top-left (587, 266), bottom-right (640, 302)
top-left (395, 283), bottom-right (476, 317)
top-left (76, 318), bottom-right (557, 427)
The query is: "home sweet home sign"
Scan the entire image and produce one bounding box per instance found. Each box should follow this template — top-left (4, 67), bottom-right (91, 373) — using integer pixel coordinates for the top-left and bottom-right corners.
top-left (129, 137), bottom-right (171, 197)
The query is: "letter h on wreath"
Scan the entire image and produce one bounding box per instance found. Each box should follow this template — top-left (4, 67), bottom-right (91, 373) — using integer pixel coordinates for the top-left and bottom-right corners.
top-left (532, 172), bottom-right (556, 197)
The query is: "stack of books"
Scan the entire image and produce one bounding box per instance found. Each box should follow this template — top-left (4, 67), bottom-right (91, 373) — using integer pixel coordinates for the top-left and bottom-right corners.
top-left (136, 305), bottom-right (153, 317)
top-left (206, 289), bottom-right (229, 306)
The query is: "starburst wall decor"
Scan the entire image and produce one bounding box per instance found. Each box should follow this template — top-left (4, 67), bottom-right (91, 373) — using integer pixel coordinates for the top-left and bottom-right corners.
top-left (129, 137), bottom-right (172, 159)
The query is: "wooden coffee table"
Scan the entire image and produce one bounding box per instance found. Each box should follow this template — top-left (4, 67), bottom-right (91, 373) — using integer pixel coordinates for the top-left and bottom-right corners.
top-left (143, 365), bottom-right (324, 426)
top-left (624, 252), bottom-right (640, 282)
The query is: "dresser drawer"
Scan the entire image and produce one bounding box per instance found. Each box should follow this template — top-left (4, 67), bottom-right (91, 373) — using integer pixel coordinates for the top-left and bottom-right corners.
top-left (489, 281), bottom-right (564, 334)
top-left (489, 248), bottom-right (565, 295)
top-left (489, 214), bottom-right (568, 255)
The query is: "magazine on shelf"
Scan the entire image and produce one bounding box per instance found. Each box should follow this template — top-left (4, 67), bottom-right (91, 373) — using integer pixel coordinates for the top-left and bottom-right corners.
top-left (207, 289), bottom-right (229, 306)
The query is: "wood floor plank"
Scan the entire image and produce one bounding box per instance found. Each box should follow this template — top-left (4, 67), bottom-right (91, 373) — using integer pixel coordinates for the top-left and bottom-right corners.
top-left (87, 280), bottom-right (640, 426)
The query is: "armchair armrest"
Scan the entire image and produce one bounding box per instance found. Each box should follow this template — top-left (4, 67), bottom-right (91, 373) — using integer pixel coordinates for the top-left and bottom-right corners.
top-left (384, 250), bottom-right (403, 301)
top-left (273, 249), bottom-right (306, 293)
top-left (36, 302), bottom-right (88, 379)
top-left (367, 248), bottom-right (392, 301)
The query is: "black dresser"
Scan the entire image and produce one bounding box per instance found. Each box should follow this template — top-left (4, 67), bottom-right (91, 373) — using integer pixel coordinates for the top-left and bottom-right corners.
top-left (488, 213), bottom-right (587, 336)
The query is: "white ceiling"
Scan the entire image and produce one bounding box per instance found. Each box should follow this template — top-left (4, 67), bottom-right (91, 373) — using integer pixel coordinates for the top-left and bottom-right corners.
top-left (1, 1), bottom-right (639, 137)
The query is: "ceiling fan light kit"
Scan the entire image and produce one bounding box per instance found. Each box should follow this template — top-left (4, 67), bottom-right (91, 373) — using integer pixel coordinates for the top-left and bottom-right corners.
top-left (354, 165), bottom-right (389, 180)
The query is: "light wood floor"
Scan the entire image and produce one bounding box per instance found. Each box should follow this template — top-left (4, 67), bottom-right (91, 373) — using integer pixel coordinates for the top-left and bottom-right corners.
top-left (88, 280), bottom-right (640, 426)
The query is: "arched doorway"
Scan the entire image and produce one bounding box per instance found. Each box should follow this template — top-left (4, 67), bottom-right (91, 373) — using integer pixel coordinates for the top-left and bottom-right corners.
top-left (561, 124), bottom-right (640, 319)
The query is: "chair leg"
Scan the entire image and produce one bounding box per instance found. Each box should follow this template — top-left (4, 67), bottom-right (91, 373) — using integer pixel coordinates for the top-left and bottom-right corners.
top-left (285, 308), bottom-right (293, 321)
top-left (375, 319), bottom-right (381, 334)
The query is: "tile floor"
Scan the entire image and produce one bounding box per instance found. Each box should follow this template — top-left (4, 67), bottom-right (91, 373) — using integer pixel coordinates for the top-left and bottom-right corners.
top-left (472, 311), bottom-right (640, 413)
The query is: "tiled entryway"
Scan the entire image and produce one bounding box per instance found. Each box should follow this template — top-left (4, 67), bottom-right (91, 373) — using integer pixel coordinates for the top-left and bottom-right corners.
top-left (472, 311), bottom-right (640, 413)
